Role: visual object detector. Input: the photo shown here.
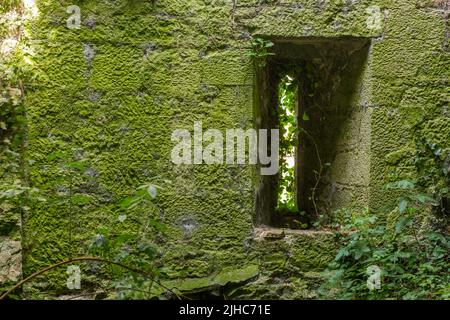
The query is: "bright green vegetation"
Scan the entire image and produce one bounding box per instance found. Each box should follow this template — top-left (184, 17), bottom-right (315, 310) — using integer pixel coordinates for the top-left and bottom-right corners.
top-left (277, 74), bottom-right (298, 213)
top-left (321, 204), bottom-right (449, 299)
top-left (321, 130), bottom-right (450, 299)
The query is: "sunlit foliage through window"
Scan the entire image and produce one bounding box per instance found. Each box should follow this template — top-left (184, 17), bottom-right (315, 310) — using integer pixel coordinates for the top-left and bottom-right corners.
top-left (277, 74), bottom-right (298, 212)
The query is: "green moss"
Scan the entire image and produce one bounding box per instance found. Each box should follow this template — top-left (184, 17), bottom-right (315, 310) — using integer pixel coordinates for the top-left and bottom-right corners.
top-left (148, 264), bottom-right (259, 297)
top-left (385, 147), bottom-right (415, 165)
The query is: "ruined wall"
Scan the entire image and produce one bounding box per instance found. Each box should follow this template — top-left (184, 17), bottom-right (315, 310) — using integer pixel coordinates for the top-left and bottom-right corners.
top-left (0, 1), bottom-right (25, 288)
top-left (22, 0), bottom-right (257, 296)
top-left (4, 0), bottom-right (447, 298)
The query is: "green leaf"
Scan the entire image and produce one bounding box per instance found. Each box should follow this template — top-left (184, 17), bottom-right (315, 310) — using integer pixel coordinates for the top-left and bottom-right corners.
top-left (425, 231), bottom-right (446, 243)
top-left (302, 112), bottom-right (310, 121)
top-left (397, 180), bottom-right (415, 189)
top-left (367, 216), bottom-right (377, 224)
top-left (352, 241), bottom-right (370, 260)
top-left (72, 194), bottom-right (91, 205)
top-left (96, 226), bottom-right (109, 235)
top-left (115, 233), bottom-right (133, 246)
top-left (335, 248), bottom-right (349, 261)
top-left (397, 251), bottom-right (412, 259)
top-left (385, 180), bottom-right (415, 190)
top-left (137, 240), bottom-right (157, 259)
top-left (148, 218), bottom-right (167, 232)
top-left (66, 161), bottom-right (87, 171)
top-left (395, 216), bottom-right (413, 233)
top-left (393, 265), bottom-right (406, 274)
top-left (415, 194), bottom-right (435, 204)
top-left (119, 196), bottom-right (136, 209)
top-left (47, 151), bottom-right (65, 161)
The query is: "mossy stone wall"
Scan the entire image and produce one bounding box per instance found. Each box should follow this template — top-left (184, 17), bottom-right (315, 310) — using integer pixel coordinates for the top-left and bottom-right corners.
top-left (3, 0), bottom-right (447, 298)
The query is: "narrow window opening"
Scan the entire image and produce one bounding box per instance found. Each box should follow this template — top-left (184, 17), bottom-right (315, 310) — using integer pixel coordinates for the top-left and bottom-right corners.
top-left (255, 37), bottom-right (371, 230)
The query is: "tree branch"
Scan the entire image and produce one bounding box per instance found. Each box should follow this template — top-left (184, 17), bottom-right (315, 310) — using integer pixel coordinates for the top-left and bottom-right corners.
top-left (0, 256), bottom-right (186, 300)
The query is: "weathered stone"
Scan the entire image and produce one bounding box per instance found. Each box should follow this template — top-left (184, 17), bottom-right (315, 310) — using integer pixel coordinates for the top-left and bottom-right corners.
top-left (0, 238), bottom-right (22, 283)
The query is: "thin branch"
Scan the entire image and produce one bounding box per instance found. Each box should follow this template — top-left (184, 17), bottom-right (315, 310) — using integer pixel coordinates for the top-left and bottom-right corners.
top-left (0, 256), bottom-right (187, 300)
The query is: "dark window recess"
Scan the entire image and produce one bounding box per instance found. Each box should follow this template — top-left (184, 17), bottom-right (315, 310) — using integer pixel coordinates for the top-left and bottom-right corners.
top-left (254, 37), bottom-right (371, 229)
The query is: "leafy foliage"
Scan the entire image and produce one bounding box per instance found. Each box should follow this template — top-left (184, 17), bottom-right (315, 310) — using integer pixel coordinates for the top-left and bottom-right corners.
top-left (413, 137), bottom-right (450, 219)
top-left (88, 181), bottom-right (168, 299)
top-left (321, 181), bottom-right (449, 300)
top-left (277, 75), bottom-right (298, 212)
top-left (246, 37), bottom-right (275, 68)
